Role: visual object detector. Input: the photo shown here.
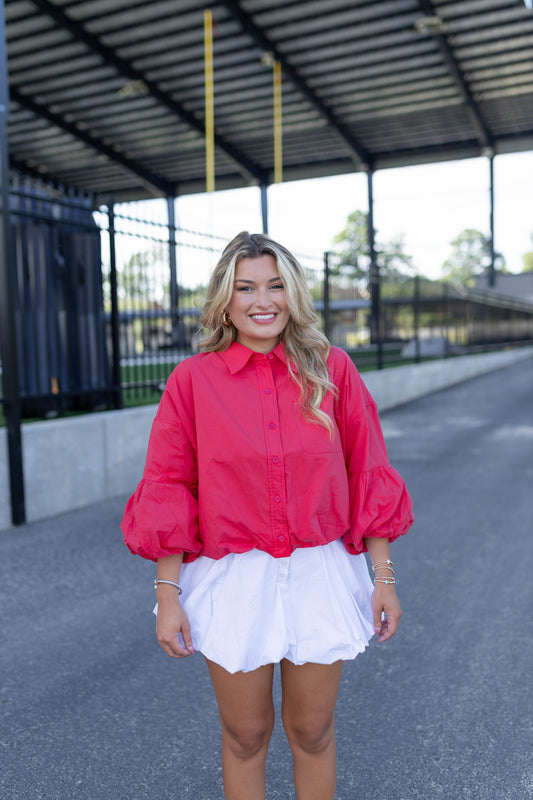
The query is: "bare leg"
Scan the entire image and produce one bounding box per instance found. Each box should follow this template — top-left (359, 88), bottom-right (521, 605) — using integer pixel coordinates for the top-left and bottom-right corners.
top-left (206, 659), bottom-right (275, 800)
top-left (280, 659), bottom-right (343, 800)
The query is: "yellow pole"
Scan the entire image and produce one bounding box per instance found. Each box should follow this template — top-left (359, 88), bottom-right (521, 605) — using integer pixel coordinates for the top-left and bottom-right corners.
top-left (273, 60), bottom-right (283, 184)
top-left (204, 9), bottom-right (215, 193)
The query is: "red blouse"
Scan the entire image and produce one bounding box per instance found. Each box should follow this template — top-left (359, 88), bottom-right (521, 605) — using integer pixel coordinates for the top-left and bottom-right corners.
top-left (121, 341), bottom-right (413, 562)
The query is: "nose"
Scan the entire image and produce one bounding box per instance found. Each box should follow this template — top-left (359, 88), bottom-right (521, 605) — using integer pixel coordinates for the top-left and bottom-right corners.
top-left (255, 286), bottom-right (272, 308)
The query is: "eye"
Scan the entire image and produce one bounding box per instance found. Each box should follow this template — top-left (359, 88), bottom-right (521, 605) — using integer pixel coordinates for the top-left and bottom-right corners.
top-left (236, 285), bottom-right (252, 292)
top-left (271, 283), bottom-right (284, 290)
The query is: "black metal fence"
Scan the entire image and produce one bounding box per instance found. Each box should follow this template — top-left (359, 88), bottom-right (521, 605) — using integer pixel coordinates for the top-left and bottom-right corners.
top-left (95, 203), bottom-right (327, 408)
top-left (95, 212), bottom-right (533, 408)
top-left (95, 201), bottom-right (239, 407)
top-left (2, 180), bottom-right (533, 525)
top-left (6, 175), bottom-right (110, 418)
top-left (3, 186), bottom-right (533, 418)
top-left (322, 252), bottom-right (533, 368)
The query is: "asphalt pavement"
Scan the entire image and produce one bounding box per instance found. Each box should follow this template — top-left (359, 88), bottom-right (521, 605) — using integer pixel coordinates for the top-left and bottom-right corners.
top-left (1, 357), bottom-right (532, 800)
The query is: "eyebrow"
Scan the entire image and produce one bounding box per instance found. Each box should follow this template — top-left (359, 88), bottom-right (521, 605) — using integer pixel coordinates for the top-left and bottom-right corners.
top-left (234, 277), bottom-right (282, 284)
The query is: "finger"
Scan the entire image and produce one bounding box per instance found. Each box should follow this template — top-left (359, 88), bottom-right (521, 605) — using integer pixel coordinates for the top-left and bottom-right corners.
top-left (156, 620), bottom-right (193, 658)
top-left (377, 612), bottom-right (401, 643)
top-left (158, 635), bottom-right (193, 659)
top-left (371, 597), bottom-right (383, 630)
top-left (180, 618), bottom-right (195, 654)
top-left (376, 618), bottom-right (391, 643)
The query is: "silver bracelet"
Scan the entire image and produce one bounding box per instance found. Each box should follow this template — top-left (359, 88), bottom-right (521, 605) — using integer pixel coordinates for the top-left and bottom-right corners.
top-left (154, 578), bottom-right (182, 594)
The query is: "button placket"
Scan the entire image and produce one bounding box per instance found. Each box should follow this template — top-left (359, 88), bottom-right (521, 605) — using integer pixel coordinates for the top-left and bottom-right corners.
top-left (256, 356), bottom-right (289, 554)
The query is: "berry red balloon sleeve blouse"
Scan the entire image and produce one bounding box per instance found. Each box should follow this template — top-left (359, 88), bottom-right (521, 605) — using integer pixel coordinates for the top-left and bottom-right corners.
top-left (121, 342), bottom-right (414, 562)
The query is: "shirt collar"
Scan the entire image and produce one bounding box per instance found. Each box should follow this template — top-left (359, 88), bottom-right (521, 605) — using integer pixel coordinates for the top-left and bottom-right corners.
top-left (218, 340), bottom-right (298, 374)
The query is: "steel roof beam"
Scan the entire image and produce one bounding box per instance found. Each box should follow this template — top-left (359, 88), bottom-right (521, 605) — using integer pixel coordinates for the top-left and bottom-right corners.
top-left (10, 87), bottom-right (174, 196)
top-left (219, 0), bottom-right (373, 171)
top-left (28, 0), bottom-right (267, 184)
top-left (416, 0), bottom-right (494, 151)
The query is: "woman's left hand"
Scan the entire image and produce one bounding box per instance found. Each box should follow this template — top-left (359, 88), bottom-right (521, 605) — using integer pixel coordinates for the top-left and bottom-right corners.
top-left (371, 584), bottom-right (402, 643)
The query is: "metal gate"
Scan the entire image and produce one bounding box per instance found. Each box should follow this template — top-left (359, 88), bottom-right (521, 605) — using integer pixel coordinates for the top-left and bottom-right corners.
top-left (9, 177), bottom-right (110, 418)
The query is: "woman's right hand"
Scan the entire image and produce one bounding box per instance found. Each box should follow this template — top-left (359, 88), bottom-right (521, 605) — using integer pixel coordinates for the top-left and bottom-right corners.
top-left (155, 586), bottom-right (195, 658)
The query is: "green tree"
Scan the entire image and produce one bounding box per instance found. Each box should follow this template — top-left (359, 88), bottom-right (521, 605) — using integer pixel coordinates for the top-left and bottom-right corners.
top-left (441, 228), bottom-right (506, 287)
top-left (332, 210), bottom-right (369, 280)
top-left (522, 253), bottom-right (533, 273)
top-left (332, 210), bottom-right (413, 281)
top-left (120, 245), bottom-right (170, 306)
top-left (521, 235), bottom-right (533, 272)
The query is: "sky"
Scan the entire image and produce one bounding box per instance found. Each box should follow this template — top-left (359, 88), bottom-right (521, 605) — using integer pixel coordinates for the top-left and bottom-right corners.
top-left (117, 150), bottom-right (533, 289)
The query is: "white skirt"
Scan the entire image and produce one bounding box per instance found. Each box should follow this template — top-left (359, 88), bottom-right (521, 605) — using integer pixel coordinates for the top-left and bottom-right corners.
top-left (155, 538), bottom-right (375, 674)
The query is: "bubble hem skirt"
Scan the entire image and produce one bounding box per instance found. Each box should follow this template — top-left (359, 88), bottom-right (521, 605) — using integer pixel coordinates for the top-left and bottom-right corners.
top-left (154, 538), bottom-right (376, 674)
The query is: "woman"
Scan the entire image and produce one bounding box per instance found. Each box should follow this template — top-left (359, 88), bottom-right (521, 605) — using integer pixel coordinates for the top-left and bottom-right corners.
top-left (122, 231), bottom-right (413, 800)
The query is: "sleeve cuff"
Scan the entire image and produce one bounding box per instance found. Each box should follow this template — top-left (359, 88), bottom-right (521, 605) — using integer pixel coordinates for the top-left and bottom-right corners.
top-left (121, 479), bottom-right (201, 562)
top-left (343, 465), bottom-right (414, 554)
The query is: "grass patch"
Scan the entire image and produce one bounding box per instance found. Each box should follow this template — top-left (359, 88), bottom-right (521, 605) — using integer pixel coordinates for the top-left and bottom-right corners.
top-left (0, 345), bottom-right (522, 427)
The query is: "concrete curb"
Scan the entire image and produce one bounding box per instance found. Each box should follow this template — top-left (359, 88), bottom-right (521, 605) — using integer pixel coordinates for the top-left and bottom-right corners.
top-left (362, 346), bottom-right (533, 412)
top-left (1, 346), bottom-right (532, 531)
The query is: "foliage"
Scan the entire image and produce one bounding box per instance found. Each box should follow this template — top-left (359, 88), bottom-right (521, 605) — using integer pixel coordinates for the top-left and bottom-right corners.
top-left (332, 210), bottom-right (368, 280)
top-left (114, 247), bottom-right (207, 310)
top-left (179, 284), bottom-right (208, 309)
top-left (332, 210), bottom-right (414, 283)
top-left (332, 211), bottom-right (413, 281)
top-left (521, 235), bottom-right (533, 273)
top-left (523, 253), bottom-right (533, 273)
top-left (120, 245), bottom-right (168, 306)
top-left (441, 228), bottom-right (506, 287)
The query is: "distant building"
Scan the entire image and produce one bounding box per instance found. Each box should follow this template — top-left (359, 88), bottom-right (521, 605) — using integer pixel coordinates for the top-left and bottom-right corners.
top-left (474, 272), bottom-right (533, 304)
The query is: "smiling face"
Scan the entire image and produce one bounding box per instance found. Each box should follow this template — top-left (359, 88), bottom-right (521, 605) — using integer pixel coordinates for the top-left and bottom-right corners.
top-left (224, 254), bottom-right (291, 353)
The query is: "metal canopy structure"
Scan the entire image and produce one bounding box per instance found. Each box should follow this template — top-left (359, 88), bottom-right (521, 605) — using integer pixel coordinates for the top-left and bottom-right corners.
top-left (4, 0), bottom-right (533, 200)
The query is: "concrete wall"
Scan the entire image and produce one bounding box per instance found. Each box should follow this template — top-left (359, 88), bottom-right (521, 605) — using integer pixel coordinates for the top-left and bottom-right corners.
top-left (363, 347), bottom-right (533, 412)
top-left (1, 346), bottom-right (532, 531)
top-left (0, 406), bottom-right (154, 531)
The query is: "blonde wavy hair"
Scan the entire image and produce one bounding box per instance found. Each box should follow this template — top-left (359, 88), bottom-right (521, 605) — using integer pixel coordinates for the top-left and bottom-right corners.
top-left (200, 231), bottom-right (335, 433)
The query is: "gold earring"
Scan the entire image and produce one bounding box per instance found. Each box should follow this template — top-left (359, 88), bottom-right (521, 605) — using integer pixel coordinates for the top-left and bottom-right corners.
top-left (222, 311), bottom-right (232, 326)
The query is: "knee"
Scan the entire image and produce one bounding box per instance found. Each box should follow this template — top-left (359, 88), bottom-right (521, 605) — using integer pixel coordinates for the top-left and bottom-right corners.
top-left (222, 714), bottom-right (274, 760)
top-left (283, 715), bottom-right (335, 756)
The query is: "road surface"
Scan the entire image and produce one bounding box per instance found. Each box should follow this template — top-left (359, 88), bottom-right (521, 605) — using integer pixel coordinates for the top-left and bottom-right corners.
top-left (1, 357), bottom-right (532, 799)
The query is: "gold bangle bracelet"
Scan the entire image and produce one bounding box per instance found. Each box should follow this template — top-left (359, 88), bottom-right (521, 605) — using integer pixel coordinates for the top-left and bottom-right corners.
top-left (372, 559), bottom-right (393, 569)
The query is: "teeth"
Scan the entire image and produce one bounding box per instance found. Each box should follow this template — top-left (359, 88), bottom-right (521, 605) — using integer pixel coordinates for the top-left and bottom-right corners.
top-left (252, 314), bottom-right (275, 320)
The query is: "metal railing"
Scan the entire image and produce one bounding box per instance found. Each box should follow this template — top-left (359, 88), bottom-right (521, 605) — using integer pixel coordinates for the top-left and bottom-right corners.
top-left (322, 257), bottom-right (533, 368)
top-left (2, 183), bottom-right (533, 527)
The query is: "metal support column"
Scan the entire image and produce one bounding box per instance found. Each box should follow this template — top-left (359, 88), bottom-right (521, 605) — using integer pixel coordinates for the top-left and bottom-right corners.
top-left (413, 274), bottom-right (421, 363)
top-left (167, 195), bottom-right (181, 348)
top-left (367, 171), bottom-right (382, 369)
top-left (108, 202), bottom-right (122, 409)
top-left (260, 183), bottom-right (269, 234)
top-left (323, 251), bottom-right (331, 341)
top-left (443, 282), bottom-right (450, 358)
top-left (488, 155), bottom-right (495, 288)
top-left (0, 2), bottom-right (25, 524)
